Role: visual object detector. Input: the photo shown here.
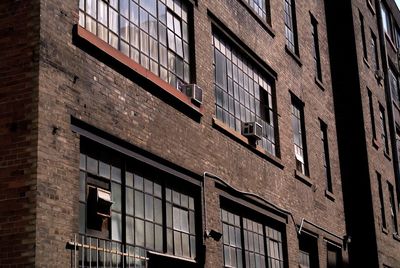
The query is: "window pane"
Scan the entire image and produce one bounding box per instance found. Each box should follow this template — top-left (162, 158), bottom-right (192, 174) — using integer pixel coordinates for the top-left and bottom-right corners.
top-left (126, 216), bottom-right (134, 244)
top-left (112, 182), bottom-right (121, 212)
top-left (135, 218), bottom-right (145, 246)
top-left (135, 190), bottom-right (144, 218)
top-left (112, 213), bottom-right (122, 241)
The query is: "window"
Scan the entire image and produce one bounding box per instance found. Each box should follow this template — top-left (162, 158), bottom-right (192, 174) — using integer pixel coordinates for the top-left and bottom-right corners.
top-left (359, 11), bottom-right (368, 61)
top-left (396, 128), bottom-right (400, 175)
top-left (299, 234), bottom-right (319, 268)
top-left (388, 182), bottom-right (398, 234)
top-left (284, 0), bottom-right (298, 54)
top-left (213, 34), bottom-right (278, 155)
top-left (377, 172), bottom-right (387, 229)
top-left (311, 16), bottom-right (322, 81)
top-left (379, 105), bottom-right (389, 155)
top-left (79, 139), bottom-right (198, 266)
top-left (370, 31), bottom-right (379, 71)
top-left (221, 208), bottom-right (285, 268)
top-left (327, 244), bottom-right (342, 268)
top-left (389, 68), bottom-right (400, 106)
top-left (367, 89), bottom-right (377, 141)
top-left (291, 95), bottom-right (308, 176)
top-left (78, 0), bottom-right (191, 88)
top-left (245, 0), bottom-right (271, 23)
top-left (320, 121), bottom-right (332, 192)
top-left (381, 4), bottom-right (393, 39)
top-left (396, 27), bottom-right (400, 49)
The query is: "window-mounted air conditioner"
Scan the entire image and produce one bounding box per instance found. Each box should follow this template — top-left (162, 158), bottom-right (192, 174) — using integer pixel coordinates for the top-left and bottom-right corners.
top-left (177, 81), bottom-right (203, 105)
top-left (241, 121), bottom-right (263, 140)
top-left (88, 186), bottom-right (113, 218)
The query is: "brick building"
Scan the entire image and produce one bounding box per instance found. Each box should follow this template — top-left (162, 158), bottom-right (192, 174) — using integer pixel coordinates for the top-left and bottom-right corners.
top-left (3, 0), bottom-right (399, 267)
top-left (324, 0), bottom-right (400, 267)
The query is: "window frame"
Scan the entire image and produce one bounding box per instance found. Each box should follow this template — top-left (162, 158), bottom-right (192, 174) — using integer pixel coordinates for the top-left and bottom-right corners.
top-left (320, 120), bottom-right (332, 193)
top-left (377, 172), bottom-right (387, 230)
top-left (379, 104), bottom-right (390, 155)
top-left (359, 11), bottom-right (368, 62)
top-left (78, 138), bottom-right (202, 265)
top-left (284, 0), bottom-right (299, 55)
top-left (311, 15), bottom-right (322, 82)
top-left (212, 32), bottom-right (279, 157)
top-left (291, 94), bottom-right (309, 177)
top-left (388, 182), bottom-right (399, 234)
top-left (220, 201), bottom-right (287, 268)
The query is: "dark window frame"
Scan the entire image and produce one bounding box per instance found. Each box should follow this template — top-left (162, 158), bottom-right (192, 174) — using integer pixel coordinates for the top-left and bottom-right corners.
top-left (379, 104), bottom-right (390, 155)
top-left (359, 11), bottom-right (368, 61)
top-left (284, 0), bottom-right (299, 55)
top-left (79, 138), bottom-right (202, 265)
top-left (388, 182), bottom-right (399, 234)
top-left (377, 172), bottom-right (387, 230)
top-left (320, 120), bottom-right (332, 193)
top-left (298, 233), bottom-right (319, 268)
top-left (367, 89), bottom-right (377, 141)
top-left (311, 15), bottom-right (322, 82)
top-left (291, 94), bottom-right (309, 176)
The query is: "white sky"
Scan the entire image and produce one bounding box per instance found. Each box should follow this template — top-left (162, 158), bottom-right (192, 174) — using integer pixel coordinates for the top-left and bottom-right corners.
top-left (397, 0), bottom-right (400, 10)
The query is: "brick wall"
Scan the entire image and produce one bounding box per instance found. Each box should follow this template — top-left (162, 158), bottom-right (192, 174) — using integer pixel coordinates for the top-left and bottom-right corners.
top-left (0, 0), bottom-right (40, 266)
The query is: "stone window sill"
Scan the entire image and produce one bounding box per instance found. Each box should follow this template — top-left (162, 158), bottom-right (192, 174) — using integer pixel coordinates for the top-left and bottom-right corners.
top-left (384, 151), bottom-right (391, 161)
top-left (363, 57), bottom-right (370, 68)
top-left (212, 117), bottom-right (284, 169)
top-left (74, 25), bottom-right (203, 117)
top-left (382, 227), bottom-right (388, 234)
top-left (393, 233), bottom-right (400, 242)
top-left (294, 169), bottom-right (313, 188)
top-left (372, 137), bottom-right (379, 150)
top-left (315, 77), bottom-right (325, 91)
top-left (385, 33), bottom-right (397, 52)
top-left (367, 1), bottom-right (375, 15)
top-left (325, 190), bottom-right (335, 201)
top-left (285, 45), bottom-right (302, 67)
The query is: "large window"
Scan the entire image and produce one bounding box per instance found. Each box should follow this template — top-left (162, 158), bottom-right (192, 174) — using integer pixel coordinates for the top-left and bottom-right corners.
top-left (388, 182), bottom-right (398, 234)
top-left (377, 172), bottom-right (387, 229)
top-left (311, 15), bottom-right (322, 82)
top-left (245, 0), bottom-right (270, 23)
top-left (291, 95), bottom-right (308, 176)
top-left (381, 4), bottom-right (393, 39)
top-left (284, 0), bottom-right (298, 54)
top-left (370, 31), bottom-right (379, 72)
top-left (367, 89), bottom-right (377, 141)
top-left (221, 208), bottom-right (285, 268)
top-left (359, 11), bottom-right (368, 61)
top-left (299, 234), bottom-right (319, 268)
top-left (78, 0), bottom-right (191, 88)
top-left (79, 139), bottom-right (198, 266)
top-left (213, 34), bottom-right (278, 155)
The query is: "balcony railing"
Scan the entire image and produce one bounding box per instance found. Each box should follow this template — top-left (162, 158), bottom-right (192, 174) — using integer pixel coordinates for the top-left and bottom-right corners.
top-left (67, 234), bottom-right (148, 268)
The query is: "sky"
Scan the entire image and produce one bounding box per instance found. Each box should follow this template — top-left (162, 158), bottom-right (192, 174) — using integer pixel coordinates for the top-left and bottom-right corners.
top-left (397, 0), bottom-right (400, 10)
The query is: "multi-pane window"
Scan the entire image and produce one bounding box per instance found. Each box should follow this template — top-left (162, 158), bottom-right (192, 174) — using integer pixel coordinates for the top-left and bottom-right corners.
top-left (79, 140), bottom-right (198, 267)
top-left (284, 0), bottom-right (298, 54)
top-left (327, 244), bottom-right (342, 268)
top-left (381, 4), bottom-right (393, 39)
top-left (311, 16), bottom-right (322, 81)
top-left (370, 31), bottom-right (379, 71)
top-left (396, 128), bottom-right (400, 176)
top-left (367, 89), bottom-right (377, 141)
top-left (221, 209), bottom-right (285, 268)
top-left (359, 11), bottom-right (368, 61)
top-left (213, 34), bottom-right (277, 155)
top-left (245, 0), bottom-right (270, 23)
top-left (78, 0), bottom-right (191, 87)
top-left (388, 182), bottom-right (398, 234)
top-left (291, 97), bottom-right (308, 175)
top-left (389, 68), bottom-right (399, 106)
top-left (320, 121), bottom-right (332, 192)
top-left (379, 105), bottom-right (389, 154)
top-left (299, 235), bottom-right (318, 268)
top-left (377, 172), bottom-right (387, 229)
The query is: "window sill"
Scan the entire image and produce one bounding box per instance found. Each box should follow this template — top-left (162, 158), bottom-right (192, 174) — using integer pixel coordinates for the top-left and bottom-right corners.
top-left (294, 169), bottom-right (313, 188)
top-left (325, 190), bottom-right (335, 201)
top-left (237, 0), bottom-right (275, 38)
top-left (384, 151), bottom-right (391, 161)
top-left (385, 33), bottom-right (397, 52)
top-left (382, 227), bottom-right (388, 234)
top-left (372, 137), bottom-right (379, 150)
top-left (147, 251), bottom-right (197, 264)
top-left (393, 233), bottom-right (400, 242)
top-left (212, 117), bottom-right (284, 169)
top-left (74, 25), bottom-right (203, 117)
top-left (367, 1), bottom-right (376, 15)
top-left (315, 77), bottom-right (325, 91)
top-left (393, 100), bottom-right (400, 113)
top-left (285, 45), bottom-right (302, 67)
top-left (363, 57), bottom-right (370, 68)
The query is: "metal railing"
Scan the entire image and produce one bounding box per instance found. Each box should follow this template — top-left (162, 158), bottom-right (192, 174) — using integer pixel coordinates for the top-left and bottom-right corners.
top-left (67, 234), bottom-right (148, 268)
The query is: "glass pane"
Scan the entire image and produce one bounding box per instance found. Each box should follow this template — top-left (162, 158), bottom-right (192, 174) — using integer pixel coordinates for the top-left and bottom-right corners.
top-left (145, 222), bottom-right (155, 249)
top-left (144, 179), bottom-right (153, 194)
top-left (112, 213), bottom-right (122, 241)
top-left (167, 229), bottom-right (173, 253)
top-left (166, 202), bottom-right (172, 227)
top-left (112, 182), bottom-right (121, 212)
top-left (130, 1), bottom-right (139, 25)
top-left (190, 235), bottom-right (196, 258)
top-left (154, 183), bottom-right (162, 198)
top-left (111, 166), bottom-right (121, 182)
top-left (142, 0), bottom-right (156, 15)
top-left (109, 8), bottom-right (119, 33)
top-left (126, 172), bottom-right (133, 187)
top-left (86, 0), bottom-right (96, 17)
top-left (120, 16), bottom-right (129, 41)
top-left (98, 0), bottom-right (108, 25)
top-left (99, 161), bottom-right (110, 178)
top-left (134, 174), bottom-right (144, 190)
top-left (79, 154), bottom-right (86, 170)
top-left (174, 231), bottom-right (182, 256)
top-left (126, 188), bottom-right (134, 215)
top-left (126, 216), bottom-right (134, 244)
top-left (79, 202), bottom-right (85, 233)
top-left (120, 0), bottom-right (129, 17)
top-left (182, 233), bottom-right (190, 258)
top-left (86, 156), bottom-right (98, 174)
top-left (135, 219), bottom-right (145, 246)
top-left (135, 190), bottom-right (144, 218)
top-left (79, 172), bottom-right (85, 202)
top-left (180, 209), bottom-right (189, 233)
top-left (155, 225), bottom-right (163, 252)
top-left (154, 198), bottom-right (162, 224)
top-left (145, 194), bottom-right (154, 221)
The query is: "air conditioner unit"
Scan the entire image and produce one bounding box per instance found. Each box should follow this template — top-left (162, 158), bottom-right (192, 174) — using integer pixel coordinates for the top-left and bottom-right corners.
top-left (241, 122), bottom-right (263, 140)
top-left (182, 84), bottom-right (203, 105)
top-left (88, 186), bottom-right (113, 218)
